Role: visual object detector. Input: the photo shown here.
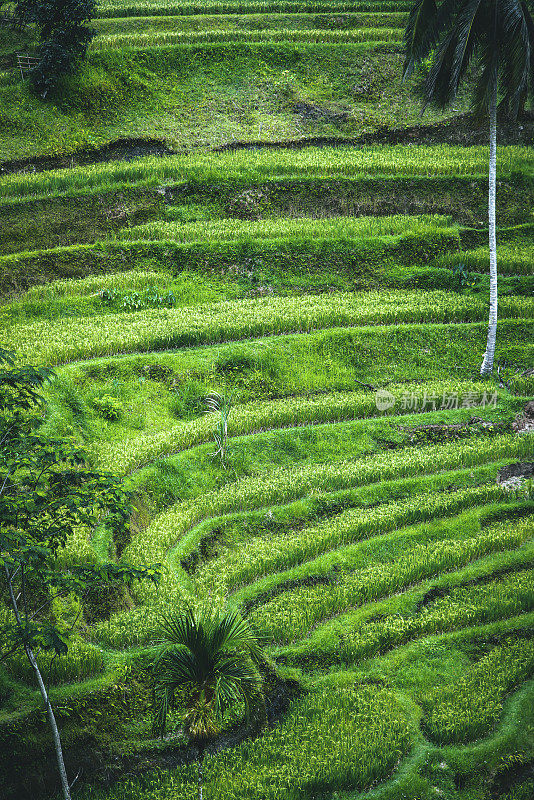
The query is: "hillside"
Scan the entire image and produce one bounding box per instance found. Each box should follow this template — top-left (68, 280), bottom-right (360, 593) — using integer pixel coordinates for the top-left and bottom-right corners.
top-left (0, 3), bottom-right (533, 800)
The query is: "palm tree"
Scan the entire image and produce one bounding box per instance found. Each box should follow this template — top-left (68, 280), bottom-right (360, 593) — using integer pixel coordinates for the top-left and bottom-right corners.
top-left (403, 0), bottom-right (534, 375)
top-left (152, 607), bottom-right (264, 800)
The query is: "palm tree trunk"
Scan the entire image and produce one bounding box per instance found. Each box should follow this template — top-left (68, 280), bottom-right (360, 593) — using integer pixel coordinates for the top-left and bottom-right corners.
top-left (480, 86), bottom-right (498, 376)
top-left (4, 566), bottom-right (71, 800)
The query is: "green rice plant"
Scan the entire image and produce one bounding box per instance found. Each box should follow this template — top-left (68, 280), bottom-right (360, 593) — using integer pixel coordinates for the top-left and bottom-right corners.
top-left (436, 244), bottom-right (534, 276)
top-left (197, 483), bottom-right (506, 594)
top-left (279, 525), bottom-right (534, 665)
top-left (5, 639), bottom-right (105, 686)
top-left (5, 290), bottom-right (532, 365)
top-left (97, 0), bottom-right (413, 15)
top-left (73, 683), bottom-right (413, 799)
top-left (248, 540), bottom-right (534, 645)
top-left (116, 212), bottom-right (455, 243)
top-left (126, 432), bottom-right (532, 575)
top-left (93, 11), bottom-right (407, 36)
top-left (204, 684), bottom-right (413, 797)
top-left (420, 637), bottom-right (534, 743)
top-left (1, 146), bottom-right (531, 201)
top-left (90, 27), bottom-right (403, 49)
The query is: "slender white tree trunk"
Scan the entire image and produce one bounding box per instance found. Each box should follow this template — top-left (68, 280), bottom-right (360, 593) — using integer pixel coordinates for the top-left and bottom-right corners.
top-left (5, 567), bottom-right (71, 800)
top-left (480, 87), bottom-right (498, 376)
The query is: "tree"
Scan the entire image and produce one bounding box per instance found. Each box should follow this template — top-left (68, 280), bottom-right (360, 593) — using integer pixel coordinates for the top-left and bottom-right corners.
top-left (152, 607), bottom-right (264, 800)
top-left (0, 349), bottom-right (160, 800)
top-left (403, 0), bottom-right (534, 375)
top-left (15, 0), bottom-right (96, 96)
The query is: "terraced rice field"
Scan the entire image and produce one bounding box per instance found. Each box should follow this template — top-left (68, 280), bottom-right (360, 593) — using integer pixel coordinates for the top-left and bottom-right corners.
top-left (1, 0), bottom-right (534, 797)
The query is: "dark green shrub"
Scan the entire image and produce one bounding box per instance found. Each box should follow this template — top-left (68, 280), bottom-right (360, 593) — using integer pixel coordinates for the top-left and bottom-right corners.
top-left (92, 394), bottom-right (123, 421)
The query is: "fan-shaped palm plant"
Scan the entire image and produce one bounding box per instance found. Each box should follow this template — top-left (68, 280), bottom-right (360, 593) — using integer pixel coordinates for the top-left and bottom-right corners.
top-left (152, 607), bottom-right (264, 800)
top-left (404, 0), bottom-right (534, 375)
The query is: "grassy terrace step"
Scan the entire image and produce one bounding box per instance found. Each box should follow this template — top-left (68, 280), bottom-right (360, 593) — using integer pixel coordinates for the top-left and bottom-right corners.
top-left (50, 318), bottom-right (533, 389)
top-left (91, 28), bottom-right (402, 48)
top-left (223, 497), bottom-right (534, 610)
top-left (4, 228), bottom-right (534, 297)
top-left (243, 507), bottom-right (534, 645)
top-left (87, 432), bottom-right (532, 648)
top-left (182, 462), bottom-right (518, 576)
top-left (269, 514), bottom-right (534, 664)
top-left (5, 290), bottom-right (532, 364)
top-left (92, 379), bottom-right (512, 474)
top-left (38, 318), bottom-right (531, 464)
top-left (94, 12), bottom-right (407, 34)
top-left (96, 0), bottom-right (415, 16)
top-left (0, 228), bottom-right (465, 296)
top-left (193, 469), bottom-right (516, 592)
top-left (138, 426), bottom-right (530, 561)
top-left (437, 244), bottom-right (534, 276)
top-left (116, 212), bottom-right (455, 242)
top-left (1, 184), bottom-right (532, 269)
top-left (2, 146), bottom-right (530, 200)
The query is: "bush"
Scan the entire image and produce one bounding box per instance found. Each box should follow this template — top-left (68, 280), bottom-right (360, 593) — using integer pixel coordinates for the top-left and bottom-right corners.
top-left (93, 394), bottom-right (123, 420)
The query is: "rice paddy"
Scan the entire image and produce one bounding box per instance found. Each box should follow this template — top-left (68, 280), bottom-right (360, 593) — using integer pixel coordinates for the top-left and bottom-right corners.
top-left (0, 0), bottom-right (533, 797)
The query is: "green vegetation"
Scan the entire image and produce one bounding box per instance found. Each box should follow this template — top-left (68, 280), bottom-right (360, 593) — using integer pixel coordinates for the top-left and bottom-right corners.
top-left (1, 0), bottom-right (533, 797)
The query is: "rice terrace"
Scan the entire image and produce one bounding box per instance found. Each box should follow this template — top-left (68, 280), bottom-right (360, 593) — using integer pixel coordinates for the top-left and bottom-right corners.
top-left (0, 0), bottom-right (534, 798)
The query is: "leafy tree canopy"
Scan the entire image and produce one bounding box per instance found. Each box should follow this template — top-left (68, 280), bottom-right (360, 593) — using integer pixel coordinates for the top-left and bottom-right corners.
top-left (15, 0), bottom-right (96, 96)
top-left (0, 347), bottom-right (160, 660)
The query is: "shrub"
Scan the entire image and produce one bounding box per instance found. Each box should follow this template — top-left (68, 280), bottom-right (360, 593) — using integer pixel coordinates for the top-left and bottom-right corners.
top-left (93, 394), bottom-right (123, 420)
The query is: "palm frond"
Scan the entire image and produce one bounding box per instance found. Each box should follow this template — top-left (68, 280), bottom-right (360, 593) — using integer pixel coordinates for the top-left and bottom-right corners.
top-left (213, 653), bottom-right (263, 718)
top-left (449, 0), bottom-right (485, 93)
top-left (405, 0), bottom-right (534, 117)
top-left (499, 0), bottom-right (532, 116)
top-left (160, 608), bottom-right (211, 667)
top-left (403, 0), bottom-right (439, 78)
top-left (209, 608), bottom-right (265, 664)
top-left (422, 28), bottom-right (460, 107)
top-left (472, 37), bottom-right (500, 118)
top-left (152, 683), bottom-right (172, 737)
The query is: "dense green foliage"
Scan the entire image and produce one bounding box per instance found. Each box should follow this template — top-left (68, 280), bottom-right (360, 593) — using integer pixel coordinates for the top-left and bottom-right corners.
top-left (0, 0), bottom-right (533, 797)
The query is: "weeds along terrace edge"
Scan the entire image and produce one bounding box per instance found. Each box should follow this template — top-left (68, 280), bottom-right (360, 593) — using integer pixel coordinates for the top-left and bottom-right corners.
top-left (1, 145), bottom-right (532, 201)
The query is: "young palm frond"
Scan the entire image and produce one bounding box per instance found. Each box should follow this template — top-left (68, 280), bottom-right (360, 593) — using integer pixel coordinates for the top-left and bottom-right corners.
top-left (151, 607), bottom-right (263, 739)
top-left (205, 391), bottom-right (234, 465)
